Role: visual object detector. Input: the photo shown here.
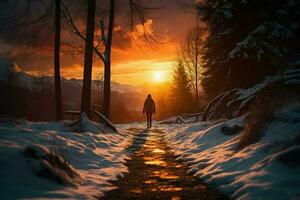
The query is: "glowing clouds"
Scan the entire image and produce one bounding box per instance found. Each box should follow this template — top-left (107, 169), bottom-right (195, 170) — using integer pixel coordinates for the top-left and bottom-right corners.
top-left (132, 19), bottom-right (155, 41)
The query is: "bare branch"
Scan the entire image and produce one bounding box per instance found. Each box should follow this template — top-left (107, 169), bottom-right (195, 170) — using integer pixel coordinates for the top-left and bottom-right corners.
top-left (175, 0), bottom-right (197, 13)
top-left (61, 0), bottom-right (105, 62)
top-left (128, 0), bottom-right (165, 47)
top-left (180, 20), bottom-right (206, 107)
top-left (100, 16), bottom-right (107, 47)
top-left (61, 42), bottom-right (85, 55)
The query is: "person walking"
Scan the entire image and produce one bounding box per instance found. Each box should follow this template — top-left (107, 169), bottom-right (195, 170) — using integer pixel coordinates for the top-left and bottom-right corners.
top-left (143, 94), bottom-right (156, 128)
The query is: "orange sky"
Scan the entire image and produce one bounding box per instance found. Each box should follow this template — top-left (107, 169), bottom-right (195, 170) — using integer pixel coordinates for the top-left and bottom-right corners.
top-left (59, 14), bottom-right (195, 86)
top-left (8, 2), bottom-right (196, 87)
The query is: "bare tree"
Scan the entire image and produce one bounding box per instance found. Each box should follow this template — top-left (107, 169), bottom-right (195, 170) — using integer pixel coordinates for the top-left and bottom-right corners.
top-left (95, 73), bottom-right (104, 107)
top-left (181, 16), bottom-right (205, 110)
top-left (54, 0), bottom-right (62, 120)
top-left (61, 0), bottom-right (107, 118)
top-left (81, 0), bottom-right (96, 117)
top-left (0, 0), bottom-right (63, 120)
top-left (37, 68), bottom-right (46, 96)
top-left (101, 0), bottom-right (115, 119)
top-left (61, 0), bottom-right (160, 119)
top-left (60, 1), bottom-right (104, 60)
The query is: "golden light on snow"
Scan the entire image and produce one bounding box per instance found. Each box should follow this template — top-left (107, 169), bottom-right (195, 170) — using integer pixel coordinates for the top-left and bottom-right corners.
top-left (152, 148), bottom-right (165, 154)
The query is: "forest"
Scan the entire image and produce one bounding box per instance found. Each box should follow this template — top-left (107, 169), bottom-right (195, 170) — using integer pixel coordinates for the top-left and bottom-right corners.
top-left (0, 0), bottom-right (300, 200)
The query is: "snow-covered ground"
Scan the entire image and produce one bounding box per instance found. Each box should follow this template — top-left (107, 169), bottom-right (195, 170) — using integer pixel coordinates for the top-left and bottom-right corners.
top-left (0, 115), bottom-right (135, 199)
top-left (1, 106), bottom-right (300, 200)
top-left (162, 102), bottom-right (300, 200)
top-left (1, 64), bottom-right (299, 199)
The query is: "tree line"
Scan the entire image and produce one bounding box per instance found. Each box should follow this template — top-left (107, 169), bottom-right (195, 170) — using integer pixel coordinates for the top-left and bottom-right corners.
top-left (170, 0), bottom-right (300, 115)
top-left (0, 0), bottom-right (156, 121)
top-left (2, 0), bottom-right (300, 119)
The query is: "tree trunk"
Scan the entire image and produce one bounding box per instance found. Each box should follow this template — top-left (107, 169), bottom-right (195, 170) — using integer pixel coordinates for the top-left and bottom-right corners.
top-left (195, 78), bottom-right (199, 109)
top-left (194, 16), bottom-right (200, 111)
top-left (54, 0), bottom-right (62, 121)
top-left (81, 0), bottom-right (96, 118)
top-left (103, 61), bottom-right (111, 118)
top-left (195, 44), bottom-right (199, 110)
top-left (102, 0), bottom-right (115, 118)
top-left (195, 65), bottom-right (199, 110)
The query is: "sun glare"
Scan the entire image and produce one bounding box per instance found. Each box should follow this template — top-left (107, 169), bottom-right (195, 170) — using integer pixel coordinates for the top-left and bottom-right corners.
top-left (153, 71), bottom-right (166, 82)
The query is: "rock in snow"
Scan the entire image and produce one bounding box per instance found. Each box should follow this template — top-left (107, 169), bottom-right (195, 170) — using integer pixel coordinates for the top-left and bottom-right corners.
top-left (24, 144), bottom-right (50, 159)
top-left (23, 144), bottom-right (81, 186)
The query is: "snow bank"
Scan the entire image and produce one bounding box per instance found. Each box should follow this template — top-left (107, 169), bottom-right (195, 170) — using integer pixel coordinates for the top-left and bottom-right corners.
top-left (203, 68), bottom-right (300, 121)
top-left (163, 103), bottom-right (300, 200)
top-left (0, 115), bottom-right (134, 199)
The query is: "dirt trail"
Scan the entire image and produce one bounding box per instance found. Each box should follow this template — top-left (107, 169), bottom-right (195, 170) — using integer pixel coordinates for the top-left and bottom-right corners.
top-left (101, 128), bottom-right (227, 200)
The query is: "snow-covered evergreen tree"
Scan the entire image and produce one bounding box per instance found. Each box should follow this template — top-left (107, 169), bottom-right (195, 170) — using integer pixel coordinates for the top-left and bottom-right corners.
top-left (170, 59), bottom-right (193, 115)
top-left (198, 0), bottom-right (300, 99)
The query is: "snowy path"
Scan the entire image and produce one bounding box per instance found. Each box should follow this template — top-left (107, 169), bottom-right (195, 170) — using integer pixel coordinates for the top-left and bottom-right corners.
top-left (101, 127), bottom-right (227, 200)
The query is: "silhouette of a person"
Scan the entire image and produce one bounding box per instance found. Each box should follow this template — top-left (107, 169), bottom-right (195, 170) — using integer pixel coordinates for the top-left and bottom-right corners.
top-left (143, 94), bottom-right (156, 128)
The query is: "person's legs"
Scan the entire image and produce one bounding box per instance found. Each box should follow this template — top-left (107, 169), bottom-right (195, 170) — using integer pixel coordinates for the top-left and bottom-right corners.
top-left (146, 113), bottom-right (150, 128)
top-left (149, 113), bottom-right (152, 127)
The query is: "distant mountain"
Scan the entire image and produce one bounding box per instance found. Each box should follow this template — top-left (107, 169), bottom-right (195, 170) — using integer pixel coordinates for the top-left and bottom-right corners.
top-left (0, 59), bottom-right (145, 122)
top-left (0, 59), bottom-right (141, 94)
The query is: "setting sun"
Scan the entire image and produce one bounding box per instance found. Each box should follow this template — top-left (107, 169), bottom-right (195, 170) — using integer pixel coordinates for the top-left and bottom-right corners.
top-left (0, 1), bottom-right (299, 199)
top-left (153, 71), bottom-right (166, 82)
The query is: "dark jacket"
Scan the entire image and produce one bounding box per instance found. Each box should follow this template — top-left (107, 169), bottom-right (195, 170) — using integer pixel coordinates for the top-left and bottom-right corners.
top-left (143, 97), bottom-right (155, 114)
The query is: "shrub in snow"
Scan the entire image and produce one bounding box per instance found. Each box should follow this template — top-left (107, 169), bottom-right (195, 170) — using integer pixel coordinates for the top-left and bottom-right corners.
top-left (238, 83), bottom-right (293, 149)
top-left (23, 144), bottom-right (81, 186)
top-left (202, 89), bottom-right (241, 121)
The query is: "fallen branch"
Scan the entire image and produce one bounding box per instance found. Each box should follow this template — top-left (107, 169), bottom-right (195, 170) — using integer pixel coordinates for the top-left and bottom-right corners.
top-left (176, 116), bottom-right (186, 124)
top-left (93, 110), bottom-right (118, 133)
